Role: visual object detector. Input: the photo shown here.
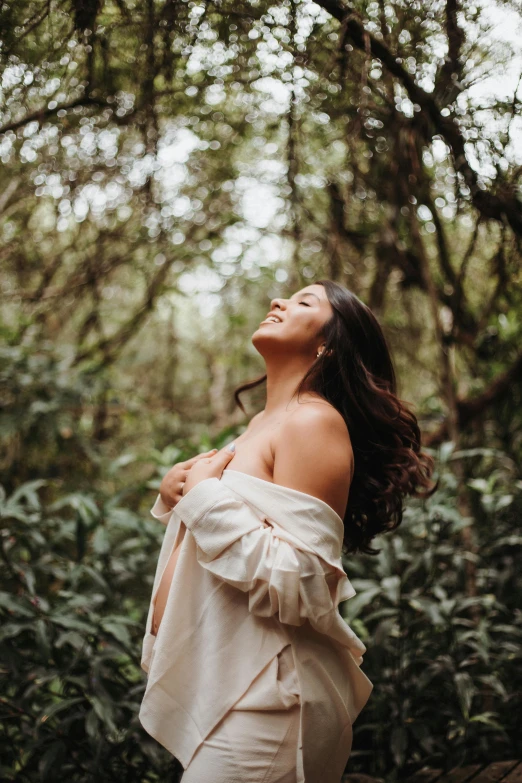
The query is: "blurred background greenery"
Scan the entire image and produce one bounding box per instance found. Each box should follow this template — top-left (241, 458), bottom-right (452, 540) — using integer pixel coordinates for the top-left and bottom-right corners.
top-left (1, 0), bottom-right (521, 780)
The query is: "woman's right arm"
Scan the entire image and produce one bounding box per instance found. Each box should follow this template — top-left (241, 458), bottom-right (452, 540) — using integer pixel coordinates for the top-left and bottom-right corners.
top-left (152, 448), bottom-right (219, 524)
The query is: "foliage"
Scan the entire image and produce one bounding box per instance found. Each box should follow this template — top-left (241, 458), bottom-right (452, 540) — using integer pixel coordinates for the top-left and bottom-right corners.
top-left (1, 436), bottom-right (522, 781)
top-left (0, 467), bottom-right (183, 782)
top-left (343, 442), bottom-right (522, 777)
top-left (0, 348), bottom-right (236, 783)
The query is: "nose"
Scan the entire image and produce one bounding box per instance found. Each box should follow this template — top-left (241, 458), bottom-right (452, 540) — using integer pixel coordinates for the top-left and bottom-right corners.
top-left (270, 297), bottom-right (285, 311)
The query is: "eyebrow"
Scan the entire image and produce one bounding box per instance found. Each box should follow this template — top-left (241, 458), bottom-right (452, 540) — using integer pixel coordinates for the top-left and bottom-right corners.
top-left (291, 292), bottom-right (321, 302)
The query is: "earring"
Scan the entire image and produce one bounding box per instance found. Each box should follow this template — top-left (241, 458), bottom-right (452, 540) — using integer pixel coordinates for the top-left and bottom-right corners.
top-left (317, 349), bottom-right (324, 357)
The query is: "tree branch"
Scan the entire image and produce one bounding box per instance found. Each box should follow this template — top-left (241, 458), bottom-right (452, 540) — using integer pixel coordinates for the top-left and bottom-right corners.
top-left (425, 348), bottom-right (522, 446)
top-left (0, 96), bottom-right (107, 136)
top-left (314, 0), bottom-right (522, 237)
top-left (434, 0), bottom-right (466, 100)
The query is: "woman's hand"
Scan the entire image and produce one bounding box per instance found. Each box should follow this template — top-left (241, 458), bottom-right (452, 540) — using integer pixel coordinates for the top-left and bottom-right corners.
top-left (181, 442), bottom-right (236, 497)
top-left (159, 448), bottom-right (218, 509)
top-left (158, 443), bottom-right (236, 509)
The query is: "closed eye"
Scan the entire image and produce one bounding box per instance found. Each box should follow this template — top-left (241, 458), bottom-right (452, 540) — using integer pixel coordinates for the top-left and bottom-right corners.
top-left (299, 301), bottom-right (311, 306)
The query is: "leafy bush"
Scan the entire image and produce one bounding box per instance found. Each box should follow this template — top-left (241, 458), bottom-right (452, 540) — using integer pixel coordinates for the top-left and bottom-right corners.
top-left (344, 443), bottom-right (522, 779)
top-left (0, 474), bottom-right (182, 782)
top-left (1, 442), bottom-right (521, 781)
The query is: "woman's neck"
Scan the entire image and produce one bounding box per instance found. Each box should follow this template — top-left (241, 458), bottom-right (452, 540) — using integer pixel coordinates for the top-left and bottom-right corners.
top-left (262, 356), bottom-right (318, 416)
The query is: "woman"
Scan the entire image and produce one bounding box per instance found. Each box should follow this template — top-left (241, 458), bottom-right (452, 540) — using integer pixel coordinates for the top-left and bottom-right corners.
top-left (139, 279), bottom-right (437, 782)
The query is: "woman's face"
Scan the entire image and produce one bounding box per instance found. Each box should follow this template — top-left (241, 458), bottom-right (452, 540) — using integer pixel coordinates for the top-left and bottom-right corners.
top-left (252, 283), bottom-right (333, 357)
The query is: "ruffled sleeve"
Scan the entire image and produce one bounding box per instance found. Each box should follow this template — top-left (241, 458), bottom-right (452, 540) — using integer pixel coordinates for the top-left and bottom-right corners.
top-left (174, 477), bottom-right (356, 628)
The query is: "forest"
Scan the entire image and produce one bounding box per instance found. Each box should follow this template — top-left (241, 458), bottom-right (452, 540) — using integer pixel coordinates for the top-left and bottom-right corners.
top-left (0, 0), bottom-right (521, 780)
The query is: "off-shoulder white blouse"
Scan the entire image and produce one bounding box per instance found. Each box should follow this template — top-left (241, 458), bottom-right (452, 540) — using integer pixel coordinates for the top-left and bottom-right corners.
top-left (139, 469), bottom-right (373, 783)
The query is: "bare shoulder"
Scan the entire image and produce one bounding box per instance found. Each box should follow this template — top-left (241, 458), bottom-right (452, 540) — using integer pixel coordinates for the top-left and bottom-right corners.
top-left (284, 398), bottom-right (350, 441)
top-left (245, 410), bottom-right (264, 432)
top-left (272, 398), bottom-right (354, 517)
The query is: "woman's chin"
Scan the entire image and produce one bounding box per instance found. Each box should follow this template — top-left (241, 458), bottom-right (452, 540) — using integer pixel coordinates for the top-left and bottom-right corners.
top-left (251, 331), bottom-right (273, 352)
top-left (253, 322), bottom-right (281, 337)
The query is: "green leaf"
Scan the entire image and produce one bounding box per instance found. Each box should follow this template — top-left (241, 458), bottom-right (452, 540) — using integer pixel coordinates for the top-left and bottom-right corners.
top-left (49, 614), bottom-right (96, 633)
top-left (468, 712), bottom-right (504, 729)
top-left (390, 725), bottom-right (408, 767)
top-left (92, 525), bottom-right (110, 554)
top-left (0, 592), bottom-right (35, 617)
top-left (5, 480), bottom-right (46, 510)
top-left (37, 697), bottom-right (84, 724)
top-left (89, 695), bottom-right (118, 733)
top-left (55, 630), bottom-right (87, 650)
top-left (101, 620), bottom-right (132, 647)
top-left (342, 587), bottom-right (381, 622)
top-left (85, 708), bottom-right (99, 739)
top-left (454, 672), bottom-right (476, 719)
top-left (0, 620), bottom-right (33, 641)
top-left (381, 575), bottom-right (401, 604)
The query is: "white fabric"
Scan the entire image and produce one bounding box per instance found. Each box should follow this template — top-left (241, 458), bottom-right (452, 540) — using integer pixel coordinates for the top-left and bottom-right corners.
top-left (181, 705), bottom-right (301, 783)
top-left (182, 643), bottom-right (301, 782)
top-left (139, 469), bottom-right (373, 783)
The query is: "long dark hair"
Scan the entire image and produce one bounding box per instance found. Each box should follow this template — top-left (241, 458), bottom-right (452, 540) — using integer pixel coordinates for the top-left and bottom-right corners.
top-left (233, 279), bottom-right (438, 556)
